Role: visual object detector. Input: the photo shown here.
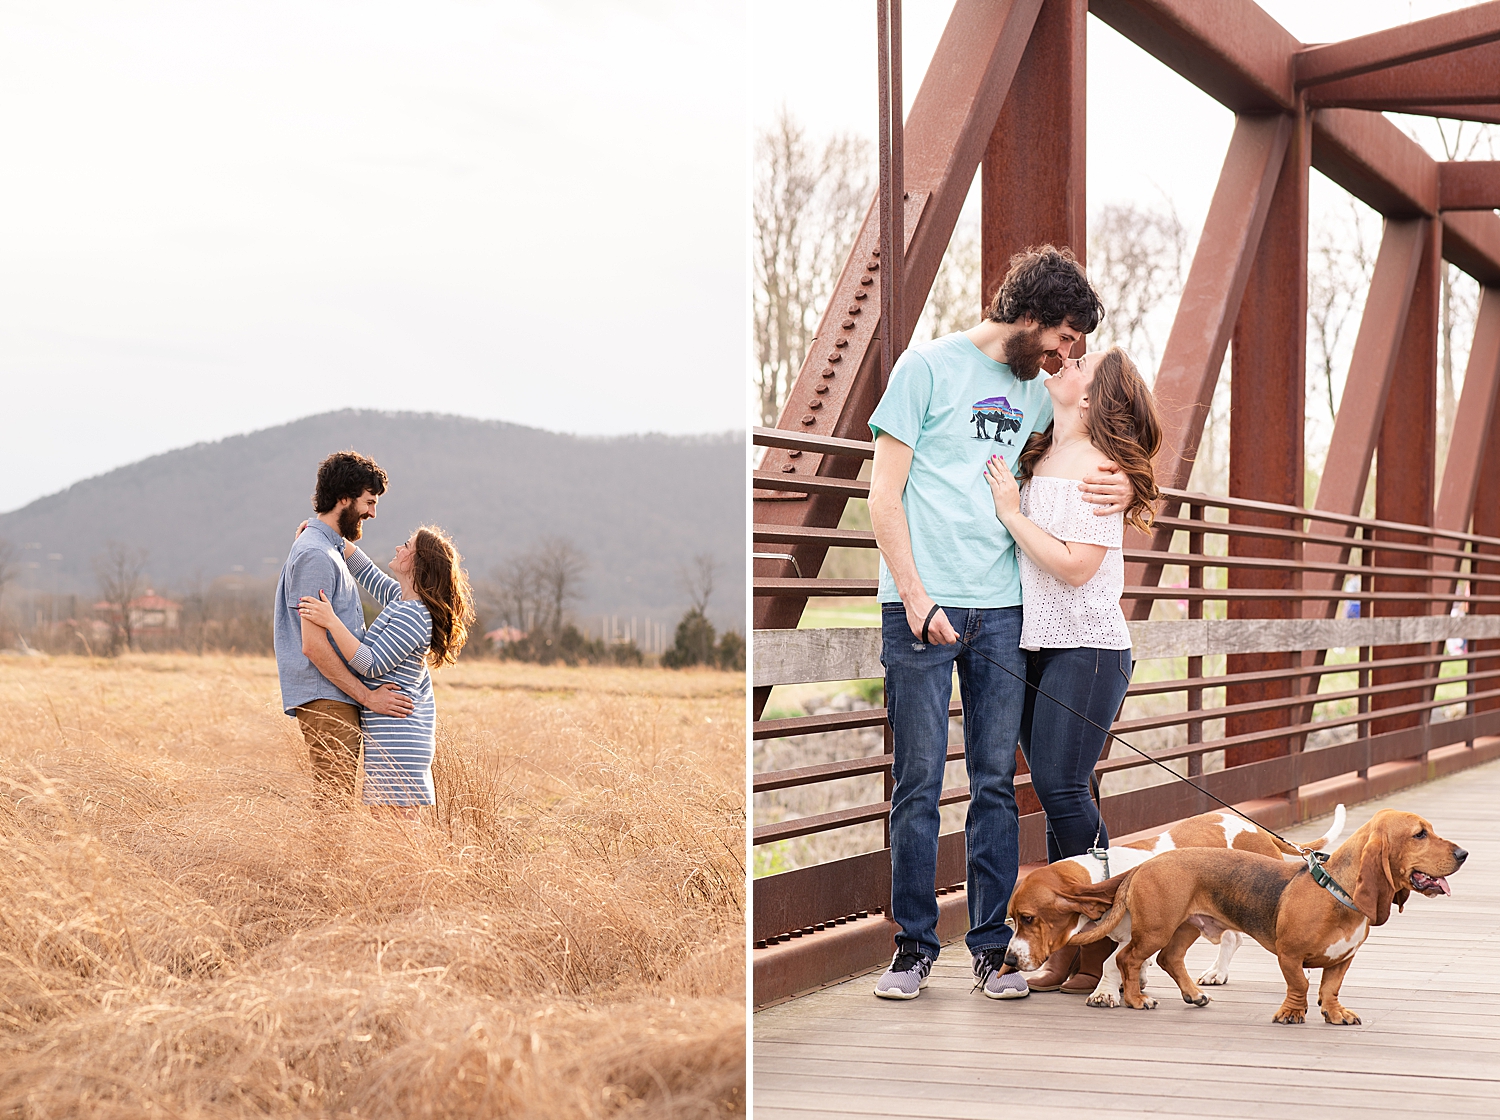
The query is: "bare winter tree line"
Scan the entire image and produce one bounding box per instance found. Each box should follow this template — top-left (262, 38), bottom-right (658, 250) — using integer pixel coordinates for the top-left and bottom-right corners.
top-left (753, 109), bottom-right (1494, 501)
top-left (1, 533), bottom-right (743, 670)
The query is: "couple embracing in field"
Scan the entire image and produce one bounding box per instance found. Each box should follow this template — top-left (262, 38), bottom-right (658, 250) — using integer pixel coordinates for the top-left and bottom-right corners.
top-left (272, 451), bottom-right (476, 817)
top-left (870, 245), bottom-right (1163, 1001)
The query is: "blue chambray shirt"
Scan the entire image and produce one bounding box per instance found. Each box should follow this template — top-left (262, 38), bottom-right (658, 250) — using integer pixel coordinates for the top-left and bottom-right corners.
top-left (273, 517), bottom-right (368, 715)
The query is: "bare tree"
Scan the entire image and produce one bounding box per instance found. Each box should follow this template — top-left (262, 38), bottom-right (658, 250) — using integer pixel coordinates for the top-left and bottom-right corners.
top-left (914, 221), bottom-right (982, 342)
top-left (530, 537), bottom-right (587, 637)
top-left (0, 539), bottom-right (16, 608)
top-left (1433, 121), bottom-right (1495, 468)
top-left (94, 542), bottom-right (149, 654)
top-left (682, 553), bottom-right (716, 615)
top-left (1088, 200), bottom-right (1188, 369)
top-left (753, 108), bottom-right (872, 426)
top-left (0, 539), bottom-right (16, 643)
top-left (1307, 198), bottom-right (1377, 427)
top-left (483, 553), bottom-right (541, 633)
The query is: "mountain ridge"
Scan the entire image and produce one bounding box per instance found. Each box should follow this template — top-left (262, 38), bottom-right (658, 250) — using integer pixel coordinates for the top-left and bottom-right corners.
top-left (1, 410), bottom-right (745, 629)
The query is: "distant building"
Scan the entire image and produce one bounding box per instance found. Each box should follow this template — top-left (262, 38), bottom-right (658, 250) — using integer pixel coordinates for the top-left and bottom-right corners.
top-left (93, 590), bottom-right (181, 633)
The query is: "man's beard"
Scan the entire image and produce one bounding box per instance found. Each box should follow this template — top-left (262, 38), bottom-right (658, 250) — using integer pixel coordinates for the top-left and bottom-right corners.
top-left (338, 505), bottom-right (365, 541)
top-left (1002, 324), bottom-right (1049, 381)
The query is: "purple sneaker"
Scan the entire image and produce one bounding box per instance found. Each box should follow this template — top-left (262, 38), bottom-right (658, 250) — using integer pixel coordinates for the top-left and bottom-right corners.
top-left (973, 948), bottom-right (1030, 1000)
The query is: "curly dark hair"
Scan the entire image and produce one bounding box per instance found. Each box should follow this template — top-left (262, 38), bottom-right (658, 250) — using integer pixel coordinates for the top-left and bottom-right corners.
top-left (986, 244), bottom-right (1104, 333)
top-left (311, 451), bottom-right (388, 514)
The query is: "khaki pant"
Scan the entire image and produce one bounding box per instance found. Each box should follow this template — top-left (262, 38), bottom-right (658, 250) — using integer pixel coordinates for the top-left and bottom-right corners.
top-left (295, 699), bottom-right (363, 797)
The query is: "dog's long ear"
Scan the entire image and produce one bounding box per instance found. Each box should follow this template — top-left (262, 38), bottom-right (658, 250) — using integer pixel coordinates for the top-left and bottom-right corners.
top-left (1353, 822), bottom-right (1395, 925)
top-left (1056, 893), bottom-right (1110, 921)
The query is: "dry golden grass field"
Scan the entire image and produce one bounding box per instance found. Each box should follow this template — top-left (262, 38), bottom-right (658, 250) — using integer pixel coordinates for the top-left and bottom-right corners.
top-left (0, 655), bottom-right (746, 1119)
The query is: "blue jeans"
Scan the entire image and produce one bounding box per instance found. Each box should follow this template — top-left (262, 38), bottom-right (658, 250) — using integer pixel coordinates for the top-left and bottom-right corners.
top-left (1018, 646), bottom-right (1133, 864)
top-left (882, 604), bottom-right (1026, 961)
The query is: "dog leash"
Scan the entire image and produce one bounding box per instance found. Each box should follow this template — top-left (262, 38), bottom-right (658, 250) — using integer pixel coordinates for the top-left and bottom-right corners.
top-left (915, 618), bottom-right (1355, 905)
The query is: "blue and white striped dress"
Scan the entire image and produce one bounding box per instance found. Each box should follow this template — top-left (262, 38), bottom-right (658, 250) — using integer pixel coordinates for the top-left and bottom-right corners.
top-left (345, 548), bottom-right (437, 806)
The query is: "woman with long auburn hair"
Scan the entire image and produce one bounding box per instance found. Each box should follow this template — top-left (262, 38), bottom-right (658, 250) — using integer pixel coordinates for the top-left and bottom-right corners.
top-left (984, 345), bottom-right (1161, 993)
top-left (298, 524), bottom-right (476, 817)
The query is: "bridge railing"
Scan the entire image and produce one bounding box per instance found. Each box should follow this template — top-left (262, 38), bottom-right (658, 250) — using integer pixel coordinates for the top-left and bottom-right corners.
top-left (751, 426), bottom-right (1500, 966)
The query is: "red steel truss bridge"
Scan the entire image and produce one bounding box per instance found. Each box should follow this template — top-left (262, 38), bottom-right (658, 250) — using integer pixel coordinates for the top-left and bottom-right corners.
top-left (751, 0), bottom-right (1500, 1014)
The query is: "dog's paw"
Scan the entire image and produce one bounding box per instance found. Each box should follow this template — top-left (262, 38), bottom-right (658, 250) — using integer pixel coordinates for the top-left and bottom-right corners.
top-left (1183, 992), bottom-right (1211, 1007)
top-left (1128, 996), bottom-right (1158, 1010)
top-left (1197, 968), bottom-right (1229, 986)
top-left (1321, 1004), bottom-right (1361, 1026)
top-left (1086, 990), bottom-right (1119, 1008)
top-left (1272, 1006), bottom-right (1306, 1024)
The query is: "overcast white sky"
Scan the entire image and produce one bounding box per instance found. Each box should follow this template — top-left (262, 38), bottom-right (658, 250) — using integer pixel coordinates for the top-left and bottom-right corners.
top-left (3, 2), bottom-right (1487, 513)
top-left (0, 1), bottom-right (746, 513)
top-left (752, 1), bottom-right (1478, 238)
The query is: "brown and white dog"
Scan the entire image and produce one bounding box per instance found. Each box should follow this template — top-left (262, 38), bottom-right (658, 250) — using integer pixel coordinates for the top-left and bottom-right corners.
top-left (1073, 809), bottom-right (1466, 1023)
top-left (1003, 804), bottom-right (1346, 1004)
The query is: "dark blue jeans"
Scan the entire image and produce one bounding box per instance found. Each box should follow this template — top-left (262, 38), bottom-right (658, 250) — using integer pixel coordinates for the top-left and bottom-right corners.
top-left (1018, 645), bottom-right (1133, 864)
top-left (882, 604), bottom-right (1026, 961)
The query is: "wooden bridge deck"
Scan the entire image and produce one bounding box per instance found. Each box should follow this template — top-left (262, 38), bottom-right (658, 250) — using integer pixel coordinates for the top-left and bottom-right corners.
top-left (753, 758), bottom-right (1500, 1119)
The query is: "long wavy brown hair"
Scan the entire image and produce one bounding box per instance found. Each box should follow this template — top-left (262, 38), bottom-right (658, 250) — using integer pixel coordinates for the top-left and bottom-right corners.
top-left (408, 525), bottom-right (475, 667)
top-left (1016, 346), bottom-right (1163, 533)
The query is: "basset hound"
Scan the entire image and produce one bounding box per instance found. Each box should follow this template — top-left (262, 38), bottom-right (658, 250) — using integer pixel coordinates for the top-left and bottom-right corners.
top-left (1004, 805), bottom-right (1345, 1004)
top-left (1070, 809), bottom-right (1466, 1023)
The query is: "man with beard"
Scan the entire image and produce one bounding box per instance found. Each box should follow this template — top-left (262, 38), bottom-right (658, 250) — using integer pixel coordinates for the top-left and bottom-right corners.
top-left (868, 245), bottom-right (1130, 1002)
top-left (274, 450), bottom-right (414, 796)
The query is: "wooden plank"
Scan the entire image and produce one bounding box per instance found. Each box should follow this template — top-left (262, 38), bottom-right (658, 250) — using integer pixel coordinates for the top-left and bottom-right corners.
top-left (754, 767), bottom-right (1500, 1120)
top-left (753, 616), bottom-right (1500, 686)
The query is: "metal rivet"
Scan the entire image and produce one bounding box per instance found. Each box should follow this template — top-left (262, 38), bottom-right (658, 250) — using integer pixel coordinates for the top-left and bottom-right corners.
top-left (841, 319), bottom-right (855, 329)
top-left (789, 929), bottom-right (803, 937)
top-left (834, 338), bottom-right (848, 348)
top-left (808, 400), bottom-right (822, 410)
top-left (756, 940), bottom-right (767, 949)
top-left (815, 385), bottom-right (829, 394)
top-left (828, 352), bottom-right (842, 362)
top-left (781, 464), bottom-right (796, 473)
top-left (860, 276), bottom-right (874, 286)
top-left (821, 369), bottom-right (836, 379)
top-left (801, 415), bottom-right (816, 425)
top-left (848, 306), bottom-right (862, 315)
top-left (867, 262), bottom-right (879, 271)
top-left (854, 291), bottom-right (868, 300)
top-left (788, 449), bottom-right (802, 458)
top-left (871, 249), bottom-right (880, 257)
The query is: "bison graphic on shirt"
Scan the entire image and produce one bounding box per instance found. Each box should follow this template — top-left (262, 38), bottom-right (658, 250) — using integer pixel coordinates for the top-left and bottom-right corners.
top-left (971, 396), bottom-right (1023, 443)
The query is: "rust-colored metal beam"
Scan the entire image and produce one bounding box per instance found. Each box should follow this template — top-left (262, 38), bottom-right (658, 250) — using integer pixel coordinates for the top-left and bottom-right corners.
top-left (1087, 0), bottom-right (1296, 112)
top-left (1432, 287), bottom-right (1500, 601)
top-left (981, 0), bottom-right (1087, 304)
top-left (1300, 217), bottom-right (1429, 619)
top-left (1306, 40), bottom-right (1500, 111)
top-left (752, 0), bottom-right (1045, 637)
top-left (1403, 104), bottom-right (1500, 126)
top-left (1145, 114), bottom-right (1292, 495)
top-left (1473, 376), bottom-right (1500, 715)
top-left (1436, 288), bottom-right (1500, 534)
top-left (980, 0), bottom-right (1087, 820)
top-left (1372, 218), bottom-right (1441, 736)
top-left (1310, 109), bottom-right (1438, 218)
top-left (1123, 112), bottom-right (1292, 620)
top-left (1224, 106), bottom-right (1308, 768)
top-left (1295, 2), bottom-right (1500, 87)
top-left (1312, 219), bottom-right (1428, 520)
top-left (1443, 210), bottom-right (1500, 287)
top-left (1441, 161), bottom-right (1500, 211)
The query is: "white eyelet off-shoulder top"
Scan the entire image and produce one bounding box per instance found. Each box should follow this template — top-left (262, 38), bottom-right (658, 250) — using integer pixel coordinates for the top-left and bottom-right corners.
top-left (1016, 476), bottom-right (1131, 652)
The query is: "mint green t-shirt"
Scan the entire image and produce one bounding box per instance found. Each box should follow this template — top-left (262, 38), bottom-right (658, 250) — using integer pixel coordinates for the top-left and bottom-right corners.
top-left (868, 333), bottom-right (1054, 608)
